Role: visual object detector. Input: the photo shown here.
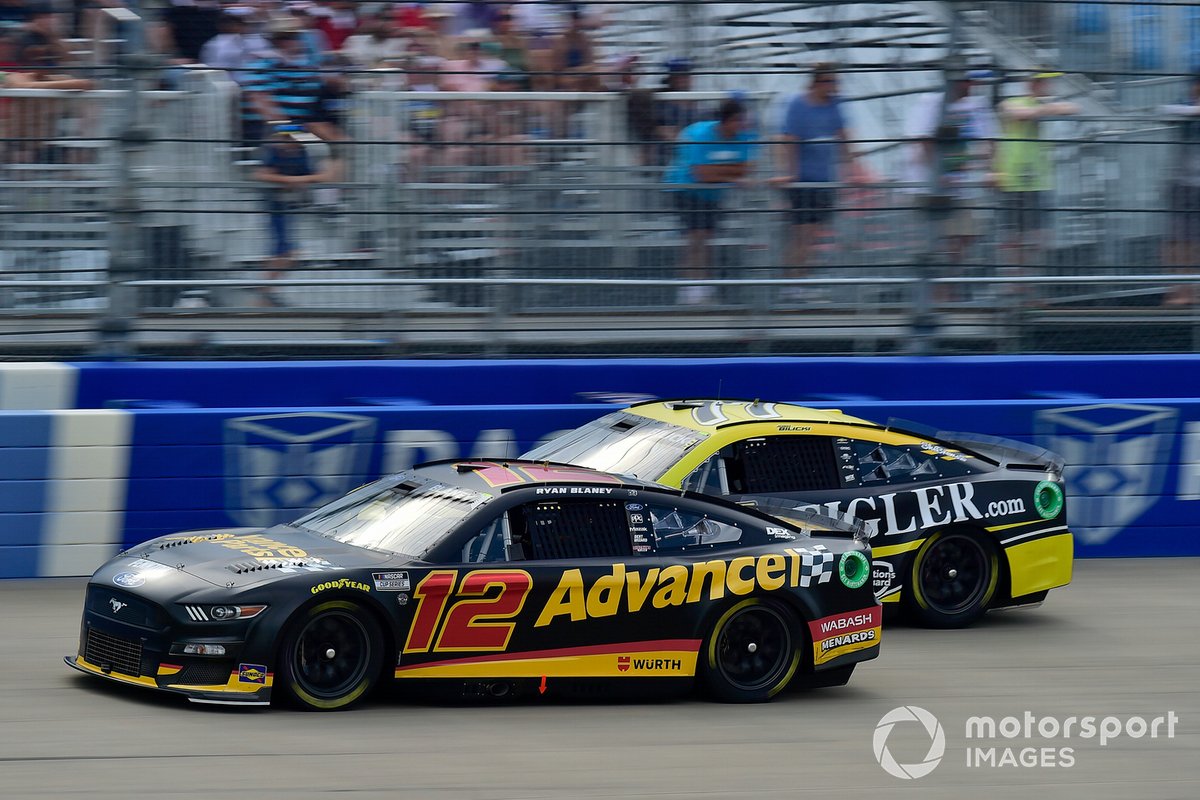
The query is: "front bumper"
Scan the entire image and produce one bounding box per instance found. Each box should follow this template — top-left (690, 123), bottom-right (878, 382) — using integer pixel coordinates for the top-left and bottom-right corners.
top-left (65, 654), bottom-right (272, 705)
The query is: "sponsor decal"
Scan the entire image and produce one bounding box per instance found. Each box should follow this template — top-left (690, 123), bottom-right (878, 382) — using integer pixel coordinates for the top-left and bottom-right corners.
top-left (1035, 403), bottom-right (1177, 545)
top-left (794, 481), bottom-right (1029, 539)
top-left (372, 571), bottom-right (411, 592)
top-left (808, 606), bottom-right (882, 665)
top-left (617, 656), bottom-right (631, 672)
top-left (310, 578), bottom-right (371, 595)
top-left (838, 551), bottom-right (870, 589)
top-left (238, 663), bottom-right (268, 684)
top-left (766, 526), bottom-right (797, 541)
top-left (113, 572), bottom-right (144, 588)
top-left (217, 534), bottom-right (308, 561)
top-left (872, 560), bottom-right (897, 597)
top-left (534, 548), bottom-right (833, 628)
top-left (779, 425), bottom-right (812, 432)
top-left (396, 593), bottom-right (409, 606)
top-left (1034, 481), bottom-right (1064, 520)
top-left (918, 442), bottom-right (966, 461)
top-left (225, 412), bottom-right (377, 529)
top-left (108, 597), bottom-right (128, 613)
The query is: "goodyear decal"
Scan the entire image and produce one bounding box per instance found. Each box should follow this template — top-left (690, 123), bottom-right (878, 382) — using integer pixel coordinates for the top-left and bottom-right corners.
top-left (311, 577), bottom-right (370, 595)
top-left (534, 548), bottom-right (835, 628)
top-left (808, 606), bottom-right (882, 666)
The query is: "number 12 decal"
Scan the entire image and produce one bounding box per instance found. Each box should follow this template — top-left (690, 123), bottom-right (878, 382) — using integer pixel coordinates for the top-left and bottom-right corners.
top-left (403, 569), bottom-right (533, 654)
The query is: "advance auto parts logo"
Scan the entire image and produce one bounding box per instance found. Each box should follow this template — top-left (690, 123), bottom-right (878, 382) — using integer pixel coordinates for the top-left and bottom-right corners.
top-left (873, 706), bottom-right (946, 779)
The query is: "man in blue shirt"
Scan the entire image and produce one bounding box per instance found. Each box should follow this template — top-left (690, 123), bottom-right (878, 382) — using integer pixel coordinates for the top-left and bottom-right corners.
top-left (665, 98), bottom-right (756, 305)
top-left (773, 63), bottom-right (858, 299)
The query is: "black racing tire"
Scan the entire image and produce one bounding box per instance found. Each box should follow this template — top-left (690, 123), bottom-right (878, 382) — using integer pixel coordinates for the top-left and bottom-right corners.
top-left (277, 599), bottom-right (384, 711)
top-left (700, 598), bottom-right (802, 703)
top-left (906, 530), bottom-right (999, 629)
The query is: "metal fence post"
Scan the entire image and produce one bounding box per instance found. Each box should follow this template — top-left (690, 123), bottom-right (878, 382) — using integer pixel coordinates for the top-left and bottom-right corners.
top-left (97, 7), bottom-right (155, 358)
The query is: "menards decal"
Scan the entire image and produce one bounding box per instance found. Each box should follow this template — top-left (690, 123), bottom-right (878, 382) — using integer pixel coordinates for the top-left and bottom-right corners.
top-left (794, 481), bottom-right (1032, 538)
top-left (808, 606), bottom-right (882, 666)
top-left (535, 548), bottom-right (833, 627)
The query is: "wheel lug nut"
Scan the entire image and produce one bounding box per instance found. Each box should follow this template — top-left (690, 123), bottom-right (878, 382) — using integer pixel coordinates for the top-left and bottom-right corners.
top-left (747, 642), bottom-right (758, 653)
top-left (325, 648), bottom-right (336, 659)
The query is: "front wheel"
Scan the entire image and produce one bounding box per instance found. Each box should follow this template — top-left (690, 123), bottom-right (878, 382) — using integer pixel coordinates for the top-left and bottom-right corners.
top-left (906, 531), bottom-right (998, 629)
top-left (700, 598), bottom-right (801, 703)
top-left (277, 599), bottom-right (384, 711)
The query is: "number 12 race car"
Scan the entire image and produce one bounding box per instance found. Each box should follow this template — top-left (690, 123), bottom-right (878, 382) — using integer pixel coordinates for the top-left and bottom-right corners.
top-left (66, 461), bottom-right (879, 710)
top-left (526, 399), bottom-right (1073, 628)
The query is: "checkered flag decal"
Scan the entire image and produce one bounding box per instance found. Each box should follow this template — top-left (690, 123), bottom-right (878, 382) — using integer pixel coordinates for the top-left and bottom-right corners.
top-left (796, 545), bottom-right (834, 587)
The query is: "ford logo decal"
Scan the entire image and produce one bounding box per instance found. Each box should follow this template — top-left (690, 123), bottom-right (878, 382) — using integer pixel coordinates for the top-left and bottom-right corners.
top-left (113, 572), bottom-right (145, 588)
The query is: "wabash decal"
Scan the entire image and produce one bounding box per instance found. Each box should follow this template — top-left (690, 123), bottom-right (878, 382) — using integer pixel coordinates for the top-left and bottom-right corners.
top-left (808, 606), bottom-right (882, 666)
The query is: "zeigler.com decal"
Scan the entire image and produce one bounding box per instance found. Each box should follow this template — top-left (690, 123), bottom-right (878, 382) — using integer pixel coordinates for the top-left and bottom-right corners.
top-left (872, 707), bottom-right (1181, 778)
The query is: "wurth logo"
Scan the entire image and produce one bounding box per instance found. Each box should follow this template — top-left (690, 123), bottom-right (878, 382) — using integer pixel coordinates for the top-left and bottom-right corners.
top-left (615, 656), bottom-right (683, 672)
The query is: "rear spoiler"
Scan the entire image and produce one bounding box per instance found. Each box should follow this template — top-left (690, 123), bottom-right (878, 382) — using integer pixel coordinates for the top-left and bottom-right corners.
top-left (935, 431), bottom-right (1064, 473)
top-left (885, 417), bottom-right (1063, 472)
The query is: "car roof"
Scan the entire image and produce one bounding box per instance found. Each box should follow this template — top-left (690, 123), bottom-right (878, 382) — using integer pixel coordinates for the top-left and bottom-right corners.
top-left (411, 459), bottom-right (661, 494)
top-left (623, 398), bottom-right (878, 431)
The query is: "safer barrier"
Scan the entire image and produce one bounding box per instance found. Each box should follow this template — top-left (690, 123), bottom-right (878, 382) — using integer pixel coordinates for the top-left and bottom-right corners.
top-left (2, 358), bottom-right (1198, 577)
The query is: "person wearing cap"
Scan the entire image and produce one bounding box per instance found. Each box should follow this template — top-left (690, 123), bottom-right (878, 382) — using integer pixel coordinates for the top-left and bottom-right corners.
top-left (994, 70), bottom-right (1080, 275)
top-left (664, 98), bottom-right (757, 305)
top-left (773, 62), bottom-right (859, 302)
top-left (906, 68), bottom-right (999, 299)
top-left (1158, 75), bottom-right (1200, 307)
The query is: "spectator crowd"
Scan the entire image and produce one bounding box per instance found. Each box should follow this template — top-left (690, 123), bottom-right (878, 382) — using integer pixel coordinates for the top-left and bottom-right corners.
top-left (1, 2), bottom-right (1197, 309)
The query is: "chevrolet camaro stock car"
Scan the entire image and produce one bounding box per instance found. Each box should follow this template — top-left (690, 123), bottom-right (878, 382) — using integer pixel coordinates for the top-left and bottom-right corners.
top-left (525, 399), bottom-right (1073, 628)
top-left (67, 460), bottom-right (880, 710)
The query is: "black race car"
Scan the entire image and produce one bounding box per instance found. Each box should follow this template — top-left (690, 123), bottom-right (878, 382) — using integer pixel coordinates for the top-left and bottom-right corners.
top-left (525, 400), bottom-right (1073, 628)
top-left (66, 460), bottom-right (880, 710)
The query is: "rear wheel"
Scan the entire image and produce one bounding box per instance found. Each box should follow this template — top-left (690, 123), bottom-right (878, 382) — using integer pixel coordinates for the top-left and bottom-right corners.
top-left (700, 598), bottom-right (801, 703)
top-left (907, 531), bottom-right (998, 628)
top-left (278, 599), bottom-right (383, 711)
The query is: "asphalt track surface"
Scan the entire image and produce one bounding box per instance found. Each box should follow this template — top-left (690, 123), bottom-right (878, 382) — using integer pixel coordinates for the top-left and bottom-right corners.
top-left (2, 559), bottom-right (1197, 800)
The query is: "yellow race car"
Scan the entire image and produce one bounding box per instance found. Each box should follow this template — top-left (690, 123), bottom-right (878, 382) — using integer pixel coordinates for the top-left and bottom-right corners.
top-left (525, 399), bottom-right (1072, 628)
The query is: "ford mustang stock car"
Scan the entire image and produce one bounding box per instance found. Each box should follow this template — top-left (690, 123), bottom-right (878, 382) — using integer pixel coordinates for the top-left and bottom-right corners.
top-left (525, 399), bottom-right (1073, 628)
top-left (66, 460), bottom-right (880, 710)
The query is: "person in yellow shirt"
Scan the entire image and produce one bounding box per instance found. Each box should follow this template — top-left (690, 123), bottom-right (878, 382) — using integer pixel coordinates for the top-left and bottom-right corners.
top-left (994, 71), bottom-right (1080, 283)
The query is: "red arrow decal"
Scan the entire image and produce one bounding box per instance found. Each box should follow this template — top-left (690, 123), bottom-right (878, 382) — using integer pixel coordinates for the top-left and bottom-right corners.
top-left (538, 676), bottom-right (547, 694)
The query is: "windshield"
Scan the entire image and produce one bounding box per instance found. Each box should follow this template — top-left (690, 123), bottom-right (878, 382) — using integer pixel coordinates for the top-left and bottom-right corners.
top-left (524, 412), bottom-right (707, 480)
top-left (294, 475), bottom-right (489, 557)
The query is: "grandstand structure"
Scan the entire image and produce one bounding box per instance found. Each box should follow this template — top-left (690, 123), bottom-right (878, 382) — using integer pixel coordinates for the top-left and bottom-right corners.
top-left (1, 1), bottom-right (1198, 358)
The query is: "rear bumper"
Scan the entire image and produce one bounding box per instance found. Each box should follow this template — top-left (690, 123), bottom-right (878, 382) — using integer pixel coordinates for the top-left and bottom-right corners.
top-left (1004, 531), bottom-right (1073, 599)
top-left (65, 654), bottom-right (272, 706)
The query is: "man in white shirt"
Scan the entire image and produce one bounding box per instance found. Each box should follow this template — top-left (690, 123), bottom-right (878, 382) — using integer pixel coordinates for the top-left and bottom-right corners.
top-left (199, 10), bottom-right (269, 81)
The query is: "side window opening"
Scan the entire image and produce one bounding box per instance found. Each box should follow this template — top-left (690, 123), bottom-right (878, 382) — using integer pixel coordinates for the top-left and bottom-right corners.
top-left (519, 500), bottom-right (634, 560)
top-left (681, 454), bottom-right (730, 495)
top-left (642, 504), bottom-right (742, 553)
top-left (460, 515), bottom-right (513, 563)
top-left (726, 437), bottom-right (840, 493)
top-left (855, 441), bottom-right (969, 485)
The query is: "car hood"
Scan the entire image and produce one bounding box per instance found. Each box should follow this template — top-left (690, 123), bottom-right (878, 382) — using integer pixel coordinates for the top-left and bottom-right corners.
top-left (119, 526), bottom-right (401, 588)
